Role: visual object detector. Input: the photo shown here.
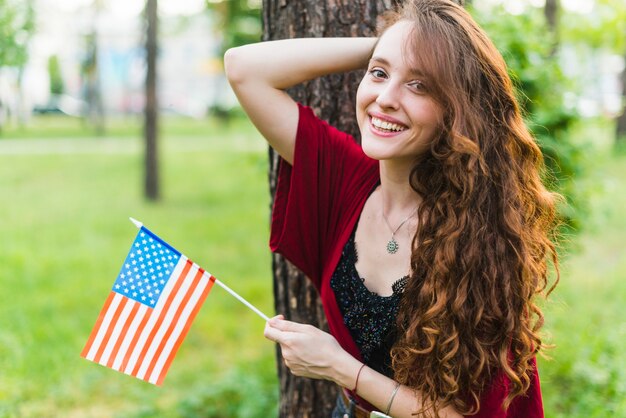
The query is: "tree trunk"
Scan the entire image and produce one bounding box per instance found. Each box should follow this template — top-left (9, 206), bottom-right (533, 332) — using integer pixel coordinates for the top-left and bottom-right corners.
top-left (144, 0), bottom-right (159, 201)
top-left (544, 0), bottom-right (559, 54)
top-left (616, 47), bottom-right (626, 142)
top-left (84, 0), bottom-right (105, 135)
top-left (262, 1), bottom-right (398, 417)
top-left (263, 1), bottom-right (465, 416)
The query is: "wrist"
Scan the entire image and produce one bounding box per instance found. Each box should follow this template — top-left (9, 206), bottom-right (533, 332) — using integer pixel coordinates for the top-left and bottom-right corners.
top-left (330, 353), bottom-right (364, 389)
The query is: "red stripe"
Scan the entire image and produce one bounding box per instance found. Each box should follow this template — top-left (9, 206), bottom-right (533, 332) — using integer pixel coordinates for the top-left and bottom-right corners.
top-left (107, 302), bottom-right (140, 369)
top-left (156, 273), bottom-right (215, 385)
top-left (131, 260), bottom-right (192, 377)
top-left (144, 268), bottom-right (204, 380)
top-left (81, 291), bottom-right (116, 358)
top-left (119, 305), bottom-right (151, 373)
top-left (93, 297), bottom-right (128, 364)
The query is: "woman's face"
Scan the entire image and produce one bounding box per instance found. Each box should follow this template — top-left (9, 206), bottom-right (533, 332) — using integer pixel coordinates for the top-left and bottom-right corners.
top-left (356, 20), bottom-right (443, 163)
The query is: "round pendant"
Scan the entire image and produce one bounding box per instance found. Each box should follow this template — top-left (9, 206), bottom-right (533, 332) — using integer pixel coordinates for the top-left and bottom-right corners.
top-left (386, 238), bottom-right (399, 254)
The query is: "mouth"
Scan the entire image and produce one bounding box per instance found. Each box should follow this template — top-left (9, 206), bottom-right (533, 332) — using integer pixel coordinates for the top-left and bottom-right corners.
top-left (369, 116), bottom-right (408, 135)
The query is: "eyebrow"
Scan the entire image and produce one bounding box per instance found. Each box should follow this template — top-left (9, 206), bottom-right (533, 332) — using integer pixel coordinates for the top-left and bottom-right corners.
top-left (369, 56), bottom-right (425, 78)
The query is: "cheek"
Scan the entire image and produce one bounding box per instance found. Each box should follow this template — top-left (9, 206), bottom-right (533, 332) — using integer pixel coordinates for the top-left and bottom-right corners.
top-left (355, 82), bottom-right (368, 128)
top-left (411, 100), bottom-right (443, 130)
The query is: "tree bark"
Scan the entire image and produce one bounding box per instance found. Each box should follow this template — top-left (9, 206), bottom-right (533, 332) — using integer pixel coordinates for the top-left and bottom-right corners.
top-left (262, 1), bottom-right (398, 417)
top-left (144, 0), bottom-right (159, 201)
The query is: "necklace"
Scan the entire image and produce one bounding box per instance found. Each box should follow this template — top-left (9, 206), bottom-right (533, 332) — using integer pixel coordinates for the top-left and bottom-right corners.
top-left (382, 206), bottom-right (417, 255)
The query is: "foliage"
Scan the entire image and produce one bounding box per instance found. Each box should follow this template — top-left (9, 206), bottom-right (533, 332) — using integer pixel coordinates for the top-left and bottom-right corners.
top-left (206, 0), bottom-right (262, 55)
top-left (47, 55), bottom-right (65, 96)
top-left (473, 6), bottom-right (586, 230)
top-left (0, 0), bottom-right (35, 67)
top-left (560, 0), bottom-right (626, 53)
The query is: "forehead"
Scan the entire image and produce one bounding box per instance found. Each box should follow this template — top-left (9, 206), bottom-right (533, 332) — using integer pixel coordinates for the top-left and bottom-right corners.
top-left (372, 20), bottom-right (420, 74)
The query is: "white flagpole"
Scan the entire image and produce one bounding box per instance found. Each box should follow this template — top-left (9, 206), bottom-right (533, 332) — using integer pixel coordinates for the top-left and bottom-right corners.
top-left (212, 278), bottom-right (269, 321)
top-left (129, 217), bottom-right (270, 321)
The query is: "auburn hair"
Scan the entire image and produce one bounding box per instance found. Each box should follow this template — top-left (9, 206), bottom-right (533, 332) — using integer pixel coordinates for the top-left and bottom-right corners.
top-left (381, 0), bottom-right (560, 415)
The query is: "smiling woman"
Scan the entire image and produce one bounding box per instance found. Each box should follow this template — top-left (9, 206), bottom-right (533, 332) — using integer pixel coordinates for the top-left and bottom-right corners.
top-left (356, 21), bottom-right (443, 164)
top-left (224, 0), bottom-right (560, 417)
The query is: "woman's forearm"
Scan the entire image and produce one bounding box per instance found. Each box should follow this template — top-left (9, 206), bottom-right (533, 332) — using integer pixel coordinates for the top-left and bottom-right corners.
top-left (223, 37), bottom-right (376, 164)
top-left (224, 37), bottom-right (377, 89)
top-left (333, 357), bottom-right (462, 418)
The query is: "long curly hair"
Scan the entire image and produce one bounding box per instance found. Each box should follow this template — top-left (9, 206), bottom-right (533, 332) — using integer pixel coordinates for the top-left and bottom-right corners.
top-left (383, 1), bottom-right (561, 415)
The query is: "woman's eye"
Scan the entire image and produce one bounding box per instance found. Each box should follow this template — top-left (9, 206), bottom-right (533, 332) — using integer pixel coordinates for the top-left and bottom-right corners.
top-left (369, 68), bottom-right (387, 79)
top-left (408, 80), bottom-right (426, 93)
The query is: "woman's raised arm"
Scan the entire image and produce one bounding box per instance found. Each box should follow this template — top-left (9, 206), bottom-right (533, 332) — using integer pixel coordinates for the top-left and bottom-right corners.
top-left (224, 37), bottom-right (376, 164)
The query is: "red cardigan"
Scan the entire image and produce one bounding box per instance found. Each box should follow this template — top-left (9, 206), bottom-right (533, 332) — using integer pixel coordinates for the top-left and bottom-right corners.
top-left (269, 104), bottom-right (544, 417)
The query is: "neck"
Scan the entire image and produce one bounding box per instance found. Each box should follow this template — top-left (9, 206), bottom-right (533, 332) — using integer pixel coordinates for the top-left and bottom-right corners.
top-left (379, 159), bottom-right (422, 220)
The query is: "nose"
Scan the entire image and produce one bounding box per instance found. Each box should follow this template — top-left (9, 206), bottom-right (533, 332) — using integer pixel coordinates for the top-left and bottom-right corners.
top-left (375, 81), bottom-right (401, 110)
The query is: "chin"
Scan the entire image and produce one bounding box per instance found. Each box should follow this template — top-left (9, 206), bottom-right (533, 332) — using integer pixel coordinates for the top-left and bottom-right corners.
top-left (361, 138), bottom-right (395, 161)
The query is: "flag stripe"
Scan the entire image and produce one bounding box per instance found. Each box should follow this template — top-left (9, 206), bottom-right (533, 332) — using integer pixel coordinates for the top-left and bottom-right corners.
top-left (143, 267), bottom-right (206, 381)
top-left (112, 303), bottom-right (148, 371)
top-left (118, 304), bottom-right (151, 373)
top-left (122, 258), bottom-right (192, 375)
top-left (93, 297), bottom-right (128, 364)
top-left (81, 291), bottom-right (116, 358)
top-left (100, 299), bottom-right (136, 366)
top-left (134, 262), bottom-right (201, 379)
top-left (130, 259), bottom-right (195, 377)
top-left (154, 273), bottom-right (215, 385)
top-left (85, 293), bottom-right (123, 361)
top-left (106, 302), bottom-right (141, 368)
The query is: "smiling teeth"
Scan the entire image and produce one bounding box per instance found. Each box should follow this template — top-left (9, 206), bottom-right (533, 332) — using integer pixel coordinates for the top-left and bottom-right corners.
top-left (371, 117), bottom-right (406, 132)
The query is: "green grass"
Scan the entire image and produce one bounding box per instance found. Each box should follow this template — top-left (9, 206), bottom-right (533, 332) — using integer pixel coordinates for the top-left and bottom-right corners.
top-left (0, 116), bottom-right (277, 417)
top-left (1, 114), bottom-right (625, 417)
top-left (0, 113), bottom-right (253, 140)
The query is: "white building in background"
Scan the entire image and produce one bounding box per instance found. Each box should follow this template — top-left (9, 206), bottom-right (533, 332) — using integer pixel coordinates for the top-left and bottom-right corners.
top-left (19, 0), bottom-right (228, 118)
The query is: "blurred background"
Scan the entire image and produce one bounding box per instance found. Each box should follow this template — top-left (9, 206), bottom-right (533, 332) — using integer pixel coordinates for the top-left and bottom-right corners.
top-left (0, 0), bottom-right (624, 417)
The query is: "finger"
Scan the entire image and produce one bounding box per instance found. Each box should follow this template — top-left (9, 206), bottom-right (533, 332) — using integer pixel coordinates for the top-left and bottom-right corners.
top-left (267, 314), bottom-right (285, 322)
top-left (268, 317), bottom-right (307, 332)
top-left (264, 322), bottom-right (287, 343)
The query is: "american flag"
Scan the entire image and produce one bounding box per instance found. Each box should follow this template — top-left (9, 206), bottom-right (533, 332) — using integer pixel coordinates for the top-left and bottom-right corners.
top-left (81, 226), bottom-right (215, 385)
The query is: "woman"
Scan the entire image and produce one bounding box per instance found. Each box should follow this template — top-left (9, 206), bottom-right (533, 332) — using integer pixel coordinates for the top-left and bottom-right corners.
top-left (224, 0), bottom-right (559, 416)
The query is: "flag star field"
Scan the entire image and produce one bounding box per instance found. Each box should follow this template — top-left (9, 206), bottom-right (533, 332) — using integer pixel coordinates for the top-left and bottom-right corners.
top-left (113, 231), bottom-right (181, 307)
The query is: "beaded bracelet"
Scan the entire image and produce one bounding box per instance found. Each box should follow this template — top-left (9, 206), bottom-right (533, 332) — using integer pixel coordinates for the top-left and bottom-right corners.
top-left (385, 382), bottom-right (401, 415)
top-left (352, 363), bottom-right (366, 392)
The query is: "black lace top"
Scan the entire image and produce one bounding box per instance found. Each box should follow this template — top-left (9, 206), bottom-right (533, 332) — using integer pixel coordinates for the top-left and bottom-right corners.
top-left (330, 226), bottom-right (408, 378)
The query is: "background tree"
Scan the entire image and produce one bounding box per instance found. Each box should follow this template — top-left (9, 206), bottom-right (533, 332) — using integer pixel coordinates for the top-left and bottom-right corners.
top-left (0, 0), bottom-right (34, 67)
top-left (544, 0), bottom-right (560, 54)
top-left (205, 0), bottom-right (262, 120)
top-left (47, 55), bottom-right (64, 97)
top-left (559, 0), bottom-right (626, 143)
top-left (0, 0), bottom-right (34, 130)
top-left (80, 0), bottom-right (105, 135)
top-left (144, 0), bottom-right (159, 200)
top-left (206, 0), bottom-right (262, 55)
